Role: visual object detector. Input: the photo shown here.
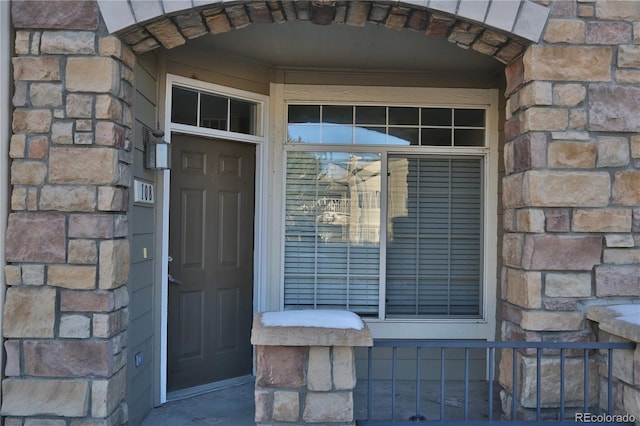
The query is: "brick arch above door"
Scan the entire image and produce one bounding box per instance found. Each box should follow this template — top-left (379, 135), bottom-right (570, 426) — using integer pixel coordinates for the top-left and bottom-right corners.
top-left (97, 0), bottom-right (550, 65)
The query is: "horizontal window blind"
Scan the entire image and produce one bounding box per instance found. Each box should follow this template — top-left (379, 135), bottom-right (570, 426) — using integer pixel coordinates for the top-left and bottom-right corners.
top-left (386, 157), bottom-right (482, 317)
top-left (284, 151), bottom-right (381, 315)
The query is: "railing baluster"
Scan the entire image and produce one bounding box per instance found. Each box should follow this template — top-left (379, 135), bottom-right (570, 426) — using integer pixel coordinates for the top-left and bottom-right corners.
top-left (607, 348), bottom-right (613, 415)
top-left (488, 347), bottom-right (494, 421)
top-left (536, 348), bottom-right (541, 421)
top-left (464, 348), bottom-right (470, 421)
top-left (512, 347), bottom-right (517, 421)
top-left (367, 346), bottom-right (373, 421)
top-left (392, 346), bottom-right (397, 421)
top-left (584, 349), bottom-right (589, 413)
top-left (441, 347), bottom-right (446, 421)
top-left (560, 348), bottom-right (565, 420)
top-left (416, 347), bottom-right (422, 420)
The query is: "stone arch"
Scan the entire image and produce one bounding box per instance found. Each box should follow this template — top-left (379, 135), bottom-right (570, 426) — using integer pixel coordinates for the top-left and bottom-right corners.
top-left (98, 0), bottom-right (550, 66)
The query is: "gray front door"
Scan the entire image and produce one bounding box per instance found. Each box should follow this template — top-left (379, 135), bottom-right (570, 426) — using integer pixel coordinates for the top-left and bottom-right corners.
top-left (167, 134), bottom-right (255, 392)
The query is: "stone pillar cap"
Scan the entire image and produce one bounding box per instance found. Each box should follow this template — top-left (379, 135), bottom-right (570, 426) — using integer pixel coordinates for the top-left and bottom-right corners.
top-left (586, 304), bottom-right (640, 343)
top-left (251, 310), bottom-right (373, 347)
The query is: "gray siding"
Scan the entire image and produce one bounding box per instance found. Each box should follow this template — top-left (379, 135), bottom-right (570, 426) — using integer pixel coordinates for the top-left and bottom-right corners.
top-left (127, 51), bottom-right (159, 426)
top-left (356, 347), bottom-right (487, 381)
top-left (163, 44), bottom-right (500, 96)
top-left (164, 47), bottom-right (271, 95)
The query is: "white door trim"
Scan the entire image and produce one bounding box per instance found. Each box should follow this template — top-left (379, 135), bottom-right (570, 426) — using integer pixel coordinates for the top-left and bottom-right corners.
top-left (159, 74), bottom-right (269, 403)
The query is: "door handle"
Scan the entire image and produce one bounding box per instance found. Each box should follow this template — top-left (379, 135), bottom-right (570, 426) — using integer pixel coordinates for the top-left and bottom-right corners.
top-left (168, 274), bottom-right (183, 285)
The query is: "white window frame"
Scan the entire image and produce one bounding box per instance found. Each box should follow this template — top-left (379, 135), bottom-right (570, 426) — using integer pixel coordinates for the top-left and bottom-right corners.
top-left (268, 84), bottom-right (499, 341)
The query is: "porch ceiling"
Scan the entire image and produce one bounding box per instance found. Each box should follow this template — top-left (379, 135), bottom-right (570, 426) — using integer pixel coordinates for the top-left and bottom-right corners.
top-left (174, 20), bottom-right (505, 75)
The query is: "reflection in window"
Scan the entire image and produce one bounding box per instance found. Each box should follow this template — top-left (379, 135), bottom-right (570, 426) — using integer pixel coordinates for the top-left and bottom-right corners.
top-left (354, 126), bottom-right (386, 145)
top-left (389, 127), bottom-right (419, 145)
top-left (287, 104), bottom-right (485, 146)
top-left (323, 125), bottom-right (352, 144)
top-left (284, 151), bottom-right (382, 315)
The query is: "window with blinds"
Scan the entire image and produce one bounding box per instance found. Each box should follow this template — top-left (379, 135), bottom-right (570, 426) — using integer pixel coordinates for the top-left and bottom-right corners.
top-left (386, 156), bottom-right (482, 317)
top-left (284, 104), bottom-right (485, 319)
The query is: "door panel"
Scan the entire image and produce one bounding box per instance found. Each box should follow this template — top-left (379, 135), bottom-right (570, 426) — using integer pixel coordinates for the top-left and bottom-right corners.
top-left (181, 189), bottom-right (205, 268)
top-left (179, 290), bottom-right (204, 358)
top-left (168, 134), bottom-right (255, 392)
top-left (219, 191), bottom-right (240, 266)
top-left (217, 287), bottom-right (239, 351)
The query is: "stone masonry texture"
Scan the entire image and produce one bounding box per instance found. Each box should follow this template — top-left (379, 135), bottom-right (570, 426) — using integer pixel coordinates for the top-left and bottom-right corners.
top-left (499, 0), bottom-right (640, 419)
top-left (5, 0), bottom-right (132, 424)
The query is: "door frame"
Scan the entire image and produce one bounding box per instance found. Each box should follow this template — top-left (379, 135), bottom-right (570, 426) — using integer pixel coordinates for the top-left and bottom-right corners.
top-left (158, 74), bottom-right (269, 403)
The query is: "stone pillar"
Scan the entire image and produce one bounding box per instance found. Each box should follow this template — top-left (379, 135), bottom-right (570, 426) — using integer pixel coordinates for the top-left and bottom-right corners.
top-left (2, 1), bottom-right (134, 424)
top-left (498, 0), bottom-right (640, 419)
top-left (251, 311), bottom-right (373, 425)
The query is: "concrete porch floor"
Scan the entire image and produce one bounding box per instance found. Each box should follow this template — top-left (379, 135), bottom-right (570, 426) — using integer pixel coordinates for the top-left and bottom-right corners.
top-left (140, 379), bottom-right (503, 425)
top-left (140, 381), bottom-right (256, 426)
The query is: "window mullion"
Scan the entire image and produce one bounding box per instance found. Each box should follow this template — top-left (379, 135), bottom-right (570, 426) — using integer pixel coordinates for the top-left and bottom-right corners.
top-left (379, 152), bottom-right (388, 320)
top-left (451, 109), bottom-right (455, 146)
top-left (196, 92), bottom-right (201, 127)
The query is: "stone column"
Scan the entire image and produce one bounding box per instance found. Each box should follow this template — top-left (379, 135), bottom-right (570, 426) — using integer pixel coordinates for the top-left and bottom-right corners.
top-left (498, 0), bottom-right (640, 419)
top-left (251, 311), bottom-right (373, 425)
top-left (2, 1), bottom-right (134, 424)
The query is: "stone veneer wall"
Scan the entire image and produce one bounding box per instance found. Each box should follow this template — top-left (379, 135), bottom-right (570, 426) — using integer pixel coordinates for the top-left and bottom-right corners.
top-left (499, 0), bottom-right (640, 418)
top-left (2, 1), bottom-right (134, 424)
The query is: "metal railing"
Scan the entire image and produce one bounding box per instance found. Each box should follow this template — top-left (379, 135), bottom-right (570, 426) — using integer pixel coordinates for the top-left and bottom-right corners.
top-left (356, 339), bottom-right (636, 425)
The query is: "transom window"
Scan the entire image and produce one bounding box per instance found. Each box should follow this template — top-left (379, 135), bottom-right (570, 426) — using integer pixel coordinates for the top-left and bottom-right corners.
top-left (288, 104), bottom-right (485, 146)
top-left (283, 104), bottom-right (486, 319)
top-left (171, 85), bottom-right (259, 136)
